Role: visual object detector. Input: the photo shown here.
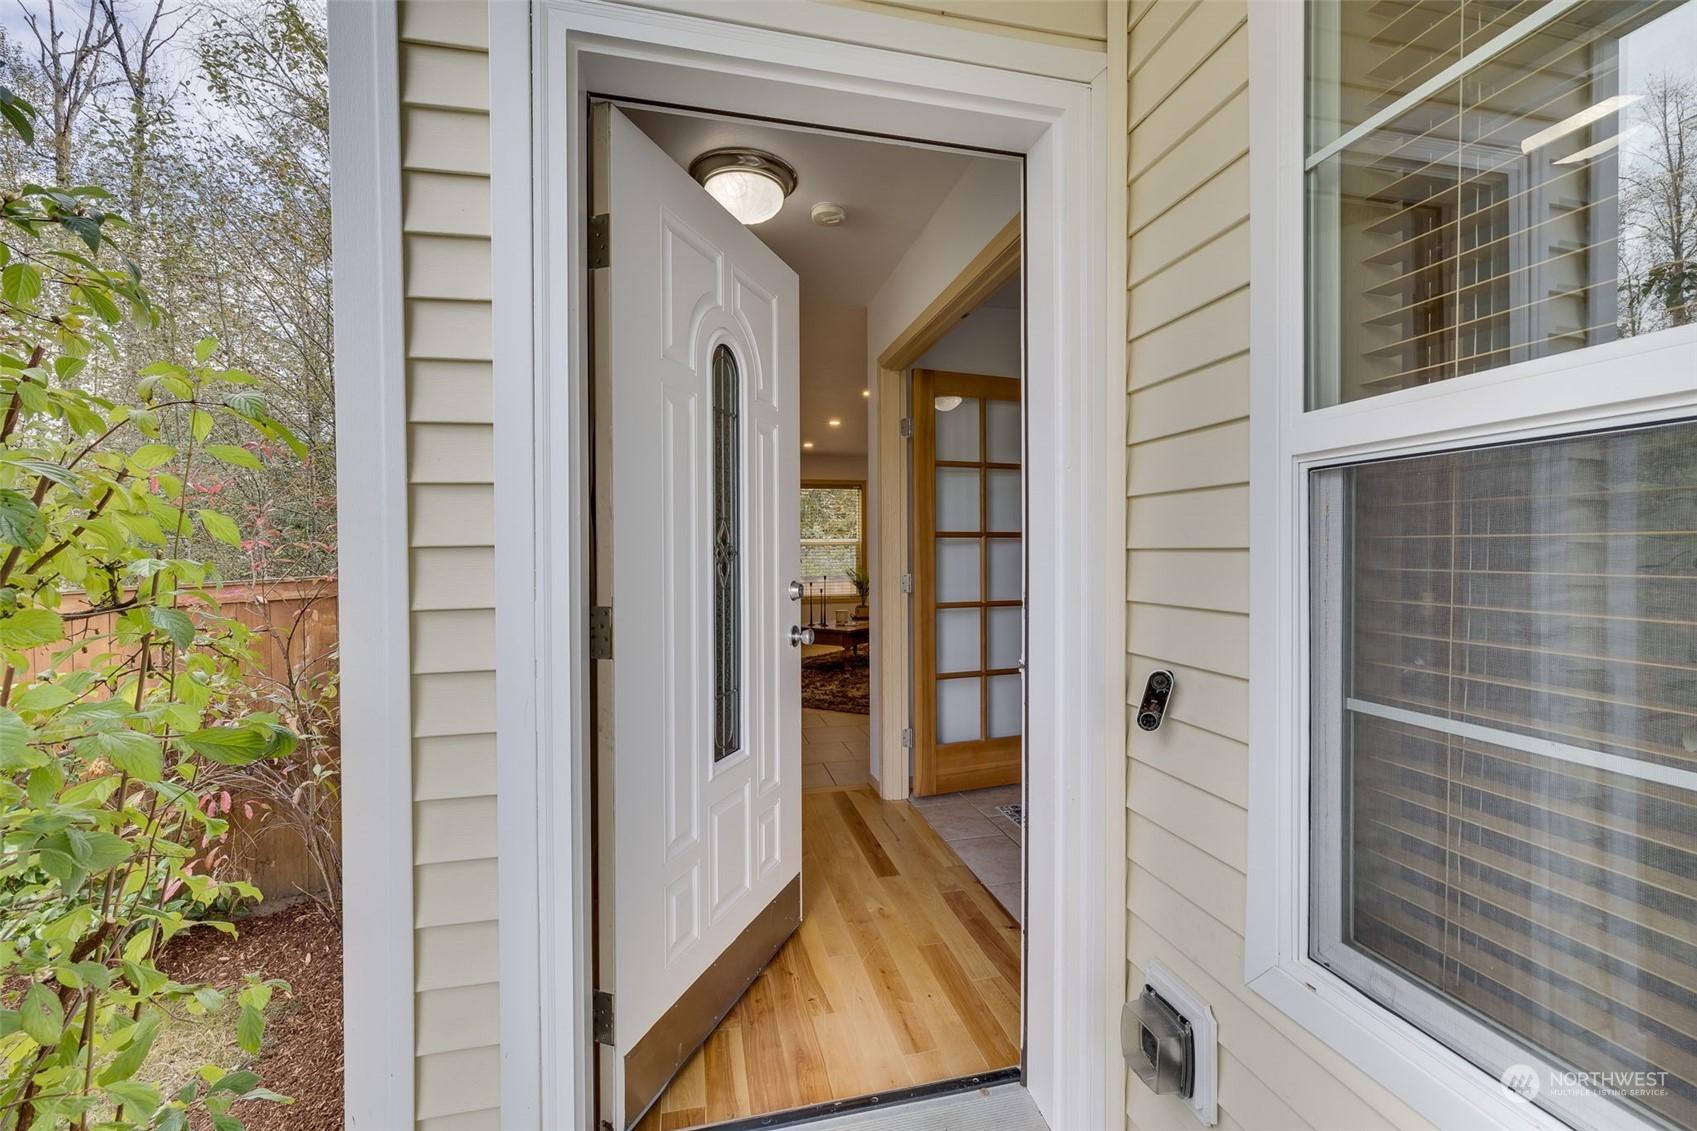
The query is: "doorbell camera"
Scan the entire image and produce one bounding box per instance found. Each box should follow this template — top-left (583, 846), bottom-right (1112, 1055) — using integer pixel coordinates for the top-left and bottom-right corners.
top-left (1137, 669), bottom-right (1174, 732)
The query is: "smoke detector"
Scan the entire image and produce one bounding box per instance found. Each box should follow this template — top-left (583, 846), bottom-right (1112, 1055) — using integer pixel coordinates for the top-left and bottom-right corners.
top-left (811, 202), bottom-right (847, 227)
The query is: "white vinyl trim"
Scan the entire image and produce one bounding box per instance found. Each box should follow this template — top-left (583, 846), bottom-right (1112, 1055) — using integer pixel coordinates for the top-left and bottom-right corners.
top-left (326, 0), bottom-right (414, 1126)
top-left (488, 3), bottom-right (1117, 1128)
top-left (1246, 3), bottom-right (1697, 1130)
top-left (488, 3), bottom-right (554, 1128)
top-left (1343, 698), bottom-right (1697, 794)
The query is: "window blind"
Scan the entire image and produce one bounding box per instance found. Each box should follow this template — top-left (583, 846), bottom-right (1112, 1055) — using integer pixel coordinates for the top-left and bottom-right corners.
top-left (1311, 418), bottom-right (1697, 1131)
top-left (1305, 0), bottom-right (1697, 409)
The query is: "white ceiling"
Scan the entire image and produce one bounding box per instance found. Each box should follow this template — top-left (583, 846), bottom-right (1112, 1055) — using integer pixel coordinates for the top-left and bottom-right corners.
top-left (624, 107), bottom-right (1017, 460)
top-left (624, 107), bottom-right (980, 308)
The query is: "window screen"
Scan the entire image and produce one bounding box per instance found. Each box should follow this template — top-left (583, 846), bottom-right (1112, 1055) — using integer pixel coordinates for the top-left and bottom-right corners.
top-left (1310, 419), bottom-right (1697, 1130)
top-left (1306, 0), bottom-right (1697, 409)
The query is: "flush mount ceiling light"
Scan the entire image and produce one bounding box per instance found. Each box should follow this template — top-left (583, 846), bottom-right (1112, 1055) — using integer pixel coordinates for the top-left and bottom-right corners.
top-left (934, 395), bottom-right (964, 412)
top-left (690, 148), bottom-right (798, 226)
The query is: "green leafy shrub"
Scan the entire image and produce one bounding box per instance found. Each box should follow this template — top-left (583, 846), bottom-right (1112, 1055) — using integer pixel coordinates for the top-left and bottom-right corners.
top-left (0, 82), bottom-right (303, 1130)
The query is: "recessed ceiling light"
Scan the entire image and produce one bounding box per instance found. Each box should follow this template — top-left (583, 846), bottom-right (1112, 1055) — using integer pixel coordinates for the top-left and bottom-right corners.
top-left (828, 419), bottom-right (841, 427)
top-left (862, 389), bottom-right (870, 398)
top-left (689, 148), bottom-right (798, 225)
top-left (802, 441), bottom-right (814, 449)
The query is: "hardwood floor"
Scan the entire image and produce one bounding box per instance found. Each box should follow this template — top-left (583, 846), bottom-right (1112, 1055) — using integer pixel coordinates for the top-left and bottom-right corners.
top-left (634, 785), bottom-right (1022, 1130)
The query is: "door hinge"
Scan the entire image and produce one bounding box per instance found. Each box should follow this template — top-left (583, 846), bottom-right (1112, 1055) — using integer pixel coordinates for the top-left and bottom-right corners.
top-left (593, 989), bottom-right (614, 1045)
top-left (900, 572), bottom-right (914, 594)
top-left (588, 213), bottom-right (611, 270)
top-left (899, 417), bottom-right (913, 438)
top-left (901, 728), bottom-right (914, 749)
top-left (589, 606), bottom-right (613, 659)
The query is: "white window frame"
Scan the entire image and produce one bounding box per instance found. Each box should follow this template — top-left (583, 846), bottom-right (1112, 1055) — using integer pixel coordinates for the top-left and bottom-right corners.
top-left (1244, 4), bottom-right (1697, 1130)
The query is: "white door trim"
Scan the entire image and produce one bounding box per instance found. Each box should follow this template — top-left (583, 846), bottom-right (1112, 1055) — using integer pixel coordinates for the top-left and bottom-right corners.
top-left (325, 1), bottom-right (414, 1127)
top-left (488, 3), bottom-right (1124, 1128)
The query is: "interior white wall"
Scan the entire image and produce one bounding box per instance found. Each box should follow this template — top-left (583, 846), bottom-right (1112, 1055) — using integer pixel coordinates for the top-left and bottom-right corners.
top-left (863, 155), bottom-right (1021, 783)
top-left (801, 453), bottom-right (868, 480)
top-left (913, 306), bottom-right (1021, 376)
top-left (865, 157), bottom-right (1021, 363)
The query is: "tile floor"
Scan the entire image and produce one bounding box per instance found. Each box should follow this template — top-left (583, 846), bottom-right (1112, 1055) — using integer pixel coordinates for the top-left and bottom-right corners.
top-left (907, 784), bottom-right (1023, 924)
top-left (803, 707), bottom-right (872, 788)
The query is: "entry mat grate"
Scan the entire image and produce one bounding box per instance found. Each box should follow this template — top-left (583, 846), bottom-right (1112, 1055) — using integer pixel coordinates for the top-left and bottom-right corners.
top-left (995, 803), bottom-right (1023, 828)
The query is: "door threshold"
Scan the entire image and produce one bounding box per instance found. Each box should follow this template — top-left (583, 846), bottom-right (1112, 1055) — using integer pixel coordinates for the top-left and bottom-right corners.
top-left (696, 1066), bottom-right (1022, 1130)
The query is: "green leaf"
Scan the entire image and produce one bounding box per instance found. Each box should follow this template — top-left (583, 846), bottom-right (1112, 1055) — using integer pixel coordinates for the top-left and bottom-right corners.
top-left (129, 443), bottom-right (176, 470)
top-left (223, 391), bottom-right (266, 418)
top-left (191, 408), bottom-right (215, 443)
top-left (103, 1080), bottom-right (162, 1118)
top-left (0, 488), bottom-right (46, 549)
top-left (198, 508), bottom-right (243, 547)
top-left (27, 761), bottom-right (62, 808)
top-left (0, 705), bottom-right (37, 767)
top-left (1, 262), bottom-right (41, 306)
top-left (0, 1008), bottom-right (18, 1037)
top-left (157, 1108), bottom-right (188, 1131)
top-left (235, 1005), bottom-right (264, 1055)
top-left (3, 456), bottom-right (77, 488)
top-left (211, 1115), bottom-right (243, 1131)
top-left (181, 725), bottom-right (268, 765)
top-left (0, 607), bottom-right (63, 647)
top-left (147, 605), bottom-right (196, 650)
top-left (61, 217), bottom-right (103, 255)
top-left (0, 604), bottom-right (61, 648)
top-left (203, 443), bottom-right (263, 471)
top-left (19, 982), bottom-right (63, 1046)
top-left (83, 285), bottom-right (120, 322)
top-left (195, 336), bottom-right (219, 364)
top-left (63, 960), bottom-right (112, 989)
top-left (0, 100), bottom-right (34, 145)
top-left (210, 1069), bottom-right (262, 1097)
top-left (98, 729), bottom-right (164, 781)
top-left (99, 1011), bottom-right (162, 1085)
top-left (13, 681), bottom-right (76, 711)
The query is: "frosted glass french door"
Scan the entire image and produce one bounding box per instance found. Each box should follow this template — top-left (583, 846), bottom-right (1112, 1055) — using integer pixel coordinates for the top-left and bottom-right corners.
top-left (911, 369), bottom-right (1022, 796)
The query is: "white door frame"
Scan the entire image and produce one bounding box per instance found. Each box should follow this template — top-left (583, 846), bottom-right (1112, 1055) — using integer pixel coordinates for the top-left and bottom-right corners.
top-left (487, 3), bottom-right (1126, 1128)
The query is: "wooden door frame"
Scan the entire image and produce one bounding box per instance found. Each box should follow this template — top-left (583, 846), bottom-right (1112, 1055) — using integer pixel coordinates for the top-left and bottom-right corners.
top-left (484, 5), bottom-right (1128, 1130)
top-left (873, 221), bottom-right (1021, 802)
top-left (910, 368), bottom-right (1023, 796)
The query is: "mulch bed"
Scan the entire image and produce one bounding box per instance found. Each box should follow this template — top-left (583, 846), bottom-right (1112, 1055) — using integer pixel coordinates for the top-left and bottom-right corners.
top-left (159, 904), bottom-right (343, 1131)
top-left (801, 651), bottom-right (870, 714)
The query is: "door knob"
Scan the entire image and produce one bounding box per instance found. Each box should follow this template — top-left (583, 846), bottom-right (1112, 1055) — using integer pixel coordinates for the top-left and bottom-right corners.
top-left (789, 625), bottom-right (814, 647)
top-left (788, 580), bottom-right (804, 601)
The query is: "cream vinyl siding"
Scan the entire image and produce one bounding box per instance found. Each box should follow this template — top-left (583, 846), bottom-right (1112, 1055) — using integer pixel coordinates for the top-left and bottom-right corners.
top-left (851, 0), bottom-right (1106, 43)
top-left (398, 1), bottom-right (501, 1127)
top-left (1122, 3), bottom-right (1438, 1129)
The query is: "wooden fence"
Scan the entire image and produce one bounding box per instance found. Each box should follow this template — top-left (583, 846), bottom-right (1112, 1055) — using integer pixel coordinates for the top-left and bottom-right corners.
top-left (20, 578), bottom-right (341, 901)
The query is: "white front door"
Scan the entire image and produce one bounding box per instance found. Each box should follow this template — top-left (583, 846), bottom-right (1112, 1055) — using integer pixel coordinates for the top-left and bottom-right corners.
top-left (591, 104), bottom-right (803, 1129)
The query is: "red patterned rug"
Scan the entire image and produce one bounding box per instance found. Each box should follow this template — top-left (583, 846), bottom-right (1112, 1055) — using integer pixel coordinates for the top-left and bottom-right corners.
top-left (801, 651), bottom-right (870, 715)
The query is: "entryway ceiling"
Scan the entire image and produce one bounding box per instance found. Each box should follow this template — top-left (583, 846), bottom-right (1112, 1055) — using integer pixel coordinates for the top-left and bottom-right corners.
top-left (625, 107), bottom-right (1012, 460)
top-left (623, 107), bottom-right (983, 308)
